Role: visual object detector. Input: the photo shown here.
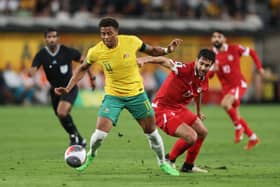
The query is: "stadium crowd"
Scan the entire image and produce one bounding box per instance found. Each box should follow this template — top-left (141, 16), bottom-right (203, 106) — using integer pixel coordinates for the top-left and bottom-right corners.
top-left (0, 0), bottom-right (279, 27)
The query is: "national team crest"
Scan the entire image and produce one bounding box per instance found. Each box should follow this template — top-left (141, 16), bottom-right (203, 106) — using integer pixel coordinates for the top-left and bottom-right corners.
top-left (60, 65), bottom-right (68, 74)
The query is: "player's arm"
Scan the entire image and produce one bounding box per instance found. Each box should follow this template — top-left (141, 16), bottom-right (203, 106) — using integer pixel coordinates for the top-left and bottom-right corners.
top-left (239, 45), bottom-right (266, 78)
top-left (137, 56), bottom-right (182, 75)
top-left (194, 93), bottom-right (206, 121)
top-left (55, 61), bottom-right (91, 95)
top-left (140, 39), bottom-right (182, 56)
top-left (79, 56), bottom-right (96, 90)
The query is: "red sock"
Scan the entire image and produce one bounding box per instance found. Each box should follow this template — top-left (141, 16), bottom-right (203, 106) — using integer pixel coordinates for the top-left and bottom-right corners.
top-left (185, 138), bottom-right (204, 165)
top-left (239, 118), bottom-right (253, 137)
top-left (226, 107), bottom-right (239, 126)
top-left (169, 138), bottom-right (190, 161)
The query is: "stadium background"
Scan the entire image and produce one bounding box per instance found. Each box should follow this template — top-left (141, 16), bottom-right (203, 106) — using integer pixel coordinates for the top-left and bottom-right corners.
top-left (0, 0), bottom-right (279, 106)
top-left (1, 1), bottom-right (280, 187)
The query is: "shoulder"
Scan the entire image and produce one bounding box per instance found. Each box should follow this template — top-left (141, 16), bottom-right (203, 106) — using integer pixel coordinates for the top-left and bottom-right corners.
top-left (88, 41), bottom-right (103, 54)
top-left (119, 35), bottom-right (142, 42)
top-left (34, 48), bottom-right (46, 58)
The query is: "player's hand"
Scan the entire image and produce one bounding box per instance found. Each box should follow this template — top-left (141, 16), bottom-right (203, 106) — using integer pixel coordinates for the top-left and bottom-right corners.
top-left (198, 113), bottom-right (206, 121)
top-left (54, 87), bottom-right (69, 95)
top-left (259, 68), bottom-right (268, 79)
top-left (137, 57), bottom-right (148, 68)
top-left (167, 39), bottom-right (183, 53)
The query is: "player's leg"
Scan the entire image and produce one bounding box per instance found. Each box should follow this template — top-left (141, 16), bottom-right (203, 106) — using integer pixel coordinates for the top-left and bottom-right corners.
top-left (221, 92), bottom-right (244, 143)
top-left (57, 87), bottom-right (86, 147)
top-left (234, 87), bottom-right (260, 149)
top-left (77, 95), bottom-right (123, 171)
top-left (128, 93), bottom-right (179, 176)
top-left (137, 116), bottom-right (179, 176)
top-left (167, 124), bottom-right (197, 167)
top-left (182, 118), bottom-right (208, 173)
top-left (49, 87), bottom-right (84, 146)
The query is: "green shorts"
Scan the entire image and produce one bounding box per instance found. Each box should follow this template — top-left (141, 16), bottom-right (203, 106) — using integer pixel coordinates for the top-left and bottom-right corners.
top-left (98, 92), bottom-right (154, 126)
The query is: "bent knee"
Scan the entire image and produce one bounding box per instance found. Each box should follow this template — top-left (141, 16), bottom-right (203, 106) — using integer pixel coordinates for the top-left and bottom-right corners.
top-left (184, 132), bottom-right (197, 145)
top-left (56, 110), bottom-right (68, 118)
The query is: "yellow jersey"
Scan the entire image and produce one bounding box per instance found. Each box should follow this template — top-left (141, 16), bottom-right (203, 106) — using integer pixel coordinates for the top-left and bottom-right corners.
top-left (86, 35), bottom-right (144, 97)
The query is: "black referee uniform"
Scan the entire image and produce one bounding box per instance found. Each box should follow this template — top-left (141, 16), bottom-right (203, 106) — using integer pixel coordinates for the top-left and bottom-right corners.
top-left (32, 45), bottom-right (86, 147)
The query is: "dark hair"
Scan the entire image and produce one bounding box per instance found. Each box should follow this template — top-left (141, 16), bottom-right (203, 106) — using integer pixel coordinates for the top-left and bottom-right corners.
top-left (197, 48), bottom-right (216, 64)
top-left (99, 17), bottom-right (119, 30)
top-left (212, 30), bottom-right (225, 36)
top-left (44, 27), bottom-right (59, 37)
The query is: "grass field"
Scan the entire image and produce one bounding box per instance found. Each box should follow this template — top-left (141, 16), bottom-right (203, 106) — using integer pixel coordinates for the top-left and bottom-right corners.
top-left (0, 105), bottom-right (280, 187)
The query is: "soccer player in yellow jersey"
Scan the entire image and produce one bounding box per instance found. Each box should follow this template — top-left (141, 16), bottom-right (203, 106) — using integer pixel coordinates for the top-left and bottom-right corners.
top-left (55, 17), bottom-right (182, 176)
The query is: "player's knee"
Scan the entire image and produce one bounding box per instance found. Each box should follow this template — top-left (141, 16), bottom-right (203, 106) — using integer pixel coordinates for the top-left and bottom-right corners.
top-left (183, 132), bottom-right (197, 145)
top-left (56, 110), bottom-right (68, 118)
top-left (199, 127), bottom-right (208, 139)
top-left (221, 101), bottom-right (230, 110)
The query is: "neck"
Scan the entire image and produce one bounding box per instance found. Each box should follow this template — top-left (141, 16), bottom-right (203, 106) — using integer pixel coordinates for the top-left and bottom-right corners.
top-left (48, 45), bottom-right (58, 53)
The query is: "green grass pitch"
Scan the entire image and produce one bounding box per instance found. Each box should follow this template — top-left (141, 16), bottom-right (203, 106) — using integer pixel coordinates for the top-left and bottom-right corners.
top-left (0, 105), bottom-right (280, 187)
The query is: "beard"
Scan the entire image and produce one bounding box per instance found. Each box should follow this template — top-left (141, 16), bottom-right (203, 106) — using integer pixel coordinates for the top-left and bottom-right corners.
top-left (213, 42), bottom-right (223, 49)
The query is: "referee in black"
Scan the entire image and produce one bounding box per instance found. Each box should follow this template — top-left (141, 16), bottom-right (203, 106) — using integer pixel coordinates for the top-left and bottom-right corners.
top-left (30, 28), bottom-right (95, 147)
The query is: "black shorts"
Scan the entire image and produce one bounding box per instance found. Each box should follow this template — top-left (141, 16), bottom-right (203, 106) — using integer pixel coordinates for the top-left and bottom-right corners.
top-left (50, 86), bottom-right (78, 112)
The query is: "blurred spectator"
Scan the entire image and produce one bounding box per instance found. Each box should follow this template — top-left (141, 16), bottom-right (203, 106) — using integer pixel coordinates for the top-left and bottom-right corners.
top-left (142, 69), bottom-right (157, 101)
top-left (2, 62), bottom-right (28, 104)
top-left (0, 69), bottom-right (14, 104)
top-left (0, 0), bottom-right (19, 15)
top-left (269, 0), bottom-right (280, 27)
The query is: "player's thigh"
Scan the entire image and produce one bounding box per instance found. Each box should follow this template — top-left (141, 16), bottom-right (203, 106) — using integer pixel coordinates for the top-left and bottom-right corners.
top-left (58, 86), bottom-right (78, 114)
top-left (155, 107), bottom-right (197, 136)
top-left (221, 93), bottom-right (235, 108)
top-left (125, 92), bottom-right (154, 120)
top-left (174, 123), bottom-right (197, 144)
top-left (49, 89), bottom-right (59, 113)
top-left (98, 95), bottom-right (124, 126)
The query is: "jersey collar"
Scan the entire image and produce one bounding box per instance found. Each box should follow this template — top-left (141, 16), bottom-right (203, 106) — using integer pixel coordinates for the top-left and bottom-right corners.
top-left (45, 45), bottom-right (61, 56)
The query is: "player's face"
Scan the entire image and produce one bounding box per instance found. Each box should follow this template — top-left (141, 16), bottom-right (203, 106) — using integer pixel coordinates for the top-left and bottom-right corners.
top-left (100, 26), bottom-right (118, 48)
top-left (45, 31), bottom-right (59, 49)
top-left (211, 32), bottom-right (225, 49)
top-left (195, 57), bottom-right (213, 77)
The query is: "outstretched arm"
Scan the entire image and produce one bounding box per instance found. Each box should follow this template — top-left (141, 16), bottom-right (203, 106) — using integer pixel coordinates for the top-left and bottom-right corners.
top-left (55, 61), bottom-right (91, 95)
top-left (142, 39), bottom-right (182, 56)
top-left (137, 56), bottom-right (174, 69)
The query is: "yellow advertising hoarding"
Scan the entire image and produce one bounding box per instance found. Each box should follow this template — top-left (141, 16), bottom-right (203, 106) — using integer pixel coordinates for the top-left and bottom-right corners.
top-left (0, 32), bottom-right (256, 90)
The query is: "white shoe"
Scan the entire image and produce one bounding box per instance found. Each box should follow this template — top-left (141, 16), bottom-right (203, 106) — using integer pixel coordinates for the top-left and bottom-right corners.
top-left (191, 166), bottom-right (208, 173)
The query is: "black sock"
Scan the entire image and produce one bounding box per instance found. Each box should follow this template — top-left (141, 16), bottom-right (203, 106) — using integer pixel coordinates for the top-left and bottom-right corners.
top-left (58, 114), bottom-right (79, 136)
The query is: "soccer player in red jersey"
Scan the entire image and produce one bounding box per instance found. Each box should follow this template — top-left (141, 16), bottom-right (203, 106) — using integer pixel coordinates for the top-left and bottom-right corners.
top-left (137, 49), bottom-right (215, 173)
top-left (210, 31), bottom-right (266, 150)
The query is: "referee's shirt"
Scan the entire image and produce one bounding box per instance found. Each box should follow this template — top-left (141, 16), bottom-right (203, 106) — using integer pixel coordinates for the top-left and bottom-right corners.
top-left (32, 45), bottom-right (81, 88)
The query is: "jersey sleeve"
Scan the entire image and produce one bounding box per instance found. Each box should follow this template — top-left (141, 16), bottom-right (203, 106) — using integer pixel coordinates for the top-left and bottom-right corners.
top-left (131, 36), bottom-right (143, 51)
top-left (32, 52), bottom-right (42, 68)
top-left (237, 44), bottom-right (250, 57)
top-left (86, 47), bottom-right (98, 65)
top-left (170, 60), bottom-right (187, 76)
top-left (69, 47), bottom-right (82, 62)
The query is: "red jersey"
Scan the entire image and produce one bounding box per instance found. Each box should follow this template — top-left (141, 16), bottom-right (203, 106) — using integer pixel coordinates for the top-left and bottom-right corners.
top-left (152, 61), bottom-right (209, 109)
top-left (213, 44), bottom-right (249, 92)
top-left (212, 44), bottom-right (262, 93)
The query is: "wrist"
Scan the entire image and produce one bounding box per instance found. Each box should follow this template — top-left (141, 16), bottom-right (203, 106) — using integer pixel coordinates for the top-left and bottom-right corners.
top-left (163, 48), bottom-right (169, 54)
